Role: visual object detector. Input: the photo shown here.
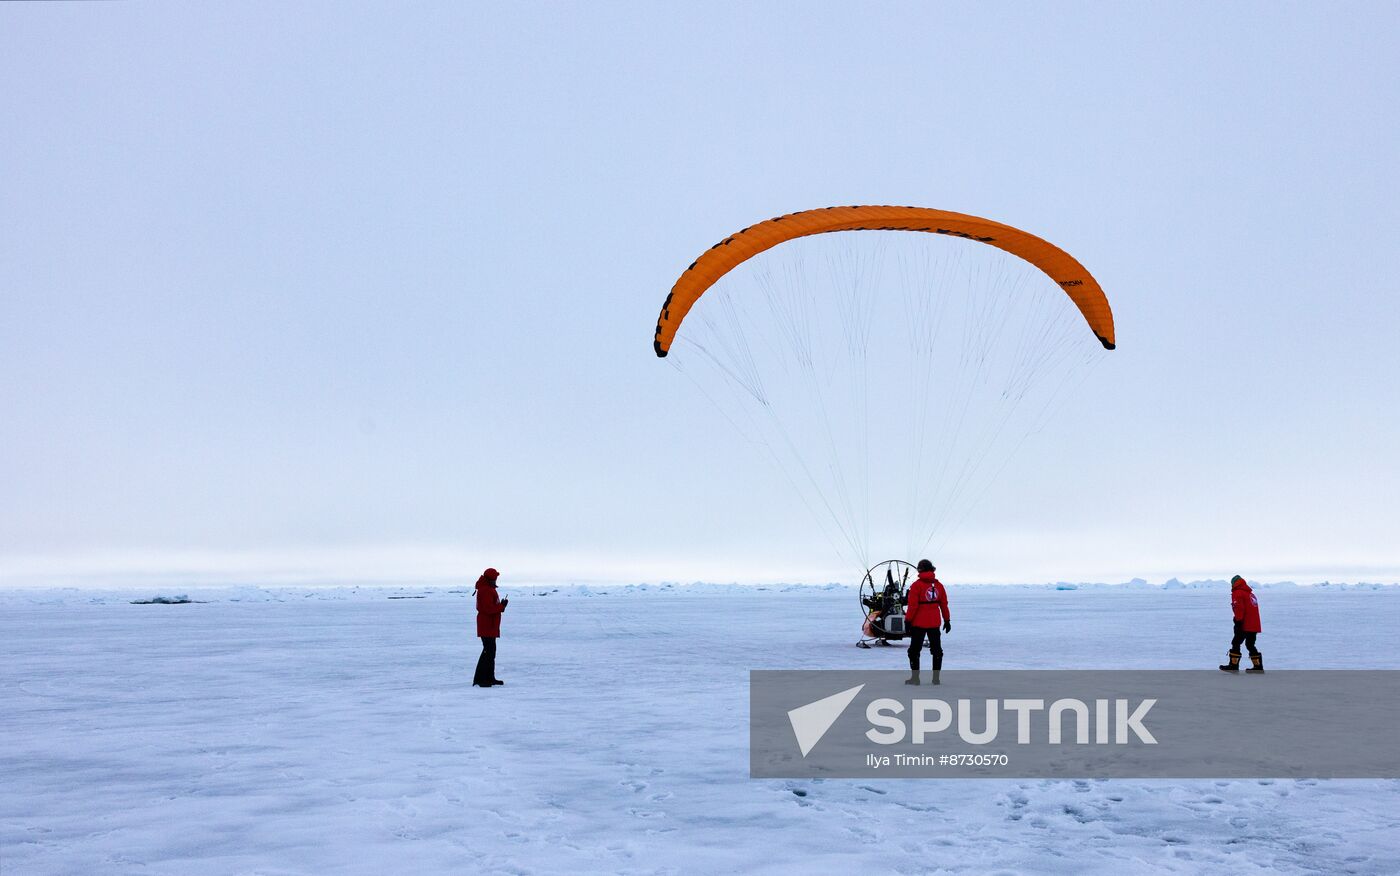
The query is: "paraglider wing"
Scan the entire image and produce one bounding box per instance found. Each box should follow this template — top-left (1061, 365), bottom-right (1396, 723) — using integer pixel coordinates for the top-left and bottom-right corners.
top-left (653, 206), bottom-right (1115, 355)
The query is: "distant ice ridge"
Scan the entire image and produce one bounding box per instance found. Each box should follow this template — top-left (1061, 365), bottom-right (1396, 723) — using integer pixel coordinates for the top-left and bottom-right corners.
top-left (0, 577), bottom-right (1396, 606)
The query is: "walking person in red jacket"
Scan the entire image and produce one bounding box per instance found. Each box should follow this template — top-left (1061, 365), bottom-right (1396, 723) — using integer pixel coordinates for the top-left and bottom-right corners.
top-left (1219, 574), bottom-right (1263, 673)
top-left (473, 567), bottom-right (508, 687)
top-left (905, 560), bottom-right (951, 685)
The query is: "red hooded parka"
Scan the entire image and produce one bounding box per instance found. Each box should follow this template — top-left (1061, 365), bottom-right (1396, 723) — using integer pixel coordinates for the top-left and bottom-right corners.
top-left (476, 568), bottom-right (505, 637)
top-left (905, 570), bottom-right (950, 629)
top-left (1231, 577), bottom-right (1261, 633)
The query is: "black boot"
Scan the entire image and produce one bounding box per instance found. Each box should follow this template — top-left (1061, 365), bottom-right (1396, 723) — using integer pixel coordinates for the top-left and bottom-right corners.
top-left (1246, 653), bottom-right (1264, 673)
top-left (904, 670), bottom-right (920, 685)
top-left (1218, 651), bottom-right (1241, 672)
top-left (929, 671), bottom-right (941, 686)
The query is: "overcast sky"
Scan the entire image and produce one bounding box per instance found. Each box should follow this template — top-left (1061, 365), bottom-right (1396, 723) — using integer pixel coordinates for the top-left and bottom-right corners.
top-left (3, 2), bottom-right (1398, 587)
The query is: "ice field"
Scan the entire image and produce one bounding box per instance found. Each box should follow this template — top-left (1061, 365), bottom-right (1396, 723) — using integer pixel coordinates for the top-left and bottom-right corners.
top-left (3, 583), bottom-right (1398, 874)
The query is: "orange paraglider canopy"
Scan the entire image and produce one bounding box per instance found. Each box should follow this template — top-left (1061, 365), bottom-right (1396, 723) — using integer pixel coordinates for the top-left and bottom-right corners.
top-left (653, 206), bottom-right (1115, 356)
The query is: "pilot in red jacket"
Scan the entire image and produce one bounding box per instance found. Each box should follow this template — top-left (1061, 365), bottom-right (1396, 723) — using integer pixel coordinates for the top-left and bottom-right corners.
top-left (473, 568), bottom-right (508, 687)
top-left (905, 560), bottom-right (950, 685)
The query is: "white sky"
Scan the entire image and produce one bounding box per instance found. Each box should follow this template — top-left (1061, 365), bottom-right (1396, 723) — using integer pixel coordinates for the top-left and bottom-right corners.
top-left (3, 2), bottom-right (1398, 586)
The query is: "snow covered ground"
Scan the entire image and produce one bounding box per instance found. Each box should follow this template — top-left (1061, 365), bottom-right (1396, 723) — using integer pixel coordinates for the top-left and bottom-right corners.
top-left (2, 584), bottom-right (1398, 874)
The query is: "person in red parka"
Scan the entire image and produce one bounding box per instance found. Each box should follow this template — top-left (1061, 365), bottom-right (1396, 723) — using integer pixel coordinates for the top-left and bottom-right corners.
top-left (904, 559), bottom-right (951, 685)
top-left (1219, 574), bottom-right (1263, 673)
top-left (473, 567), bottom-right (508, 687)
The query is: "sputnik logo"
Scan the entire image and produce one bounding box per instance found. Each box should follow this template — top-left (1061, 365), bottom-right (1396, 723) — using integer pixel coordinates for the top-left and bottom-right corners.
top-left (787, 684), bottom-right (865, 757)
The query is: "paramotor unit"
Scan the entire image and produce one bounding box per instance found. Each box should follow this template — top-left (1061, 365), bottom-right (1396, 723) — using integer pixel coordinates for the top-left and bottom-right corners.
top-left (655, 205), bottom-right (1115, 609)
top-left (857, 559), bottom-right (916, 648)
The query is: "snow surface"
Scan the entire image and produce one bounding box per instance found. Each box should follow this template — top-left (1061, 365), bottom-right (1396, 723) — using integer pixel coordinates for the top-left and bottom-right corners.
top-left (3, 584), bottom-right (1398, 874)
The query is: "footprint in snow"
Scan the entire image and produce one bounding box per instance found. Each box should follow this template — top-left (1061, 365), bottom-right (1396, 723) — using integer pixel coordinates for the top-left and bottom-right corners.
top-left (842, 823), bottom-right (878, 844)
top-left (1062, 804), bottom-right (1096, 824)
top-left (789, 789), bottom-right (815, 807)
top-left (1001, 790), bottom-right (1030, 821)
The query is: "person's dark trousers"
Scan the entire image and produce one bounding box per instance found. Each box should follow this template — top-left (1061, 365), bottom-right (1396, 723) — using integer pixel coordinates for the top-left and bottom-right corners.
top-left (907, 626), bottom-right (943, 671)
top-left (1230, 622), bottom-right (1260, 656)
top-left (474, 636), bottom-right (497, 686)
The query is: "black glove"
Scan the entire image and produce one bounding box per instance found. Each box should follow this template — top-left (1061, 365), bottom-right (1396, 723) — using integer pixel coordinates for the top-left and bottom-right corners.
top-left (1232, 619), bottom-right (1242, 634)
top-left (501, 598), bottom-right (509, 609)
top-left (943, 619), bottom-right (952, 634)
